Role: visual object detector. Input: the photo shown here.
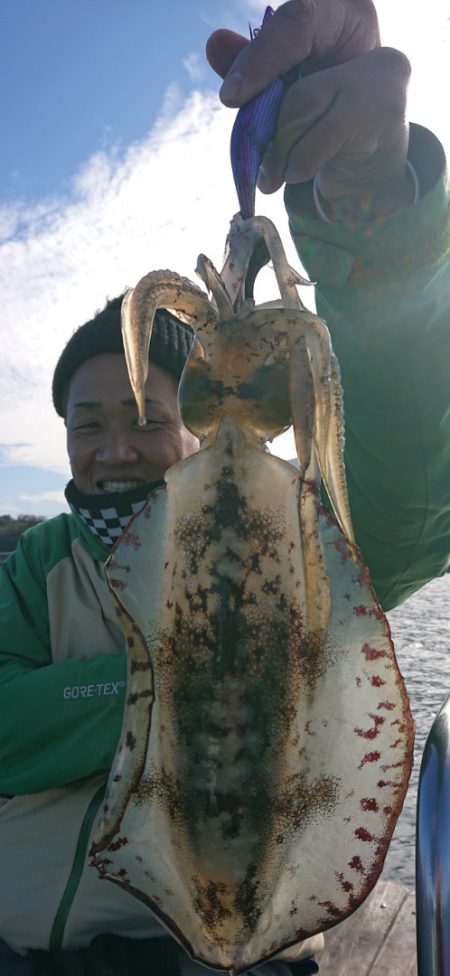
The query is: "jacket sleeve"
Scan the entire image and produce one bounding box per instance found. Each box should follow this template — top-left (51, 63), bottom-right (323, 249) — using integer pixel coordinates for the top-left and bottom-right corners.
top-left (0, 533), bottom-right (126, 795)
top-left (285, 124), bottom-right (450, 611)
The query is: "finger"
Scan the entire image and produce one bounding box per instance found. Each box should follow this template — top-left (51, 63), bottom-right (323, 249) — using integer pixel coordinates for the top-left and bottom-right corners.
top-left (206, 30), bottom-right (250, 80)
top-left (258, 113), bottom-right (346, 194)
top-left (257, 72), bottom-right (339, 192)
top-left (218, 0), bottom-right (380, 107)
top-left (219, 2), bottom-right (318, 106)
top-left (283, 105), bottom-right (348, 184)
top-left (257, 145), bottom-right (286, 195)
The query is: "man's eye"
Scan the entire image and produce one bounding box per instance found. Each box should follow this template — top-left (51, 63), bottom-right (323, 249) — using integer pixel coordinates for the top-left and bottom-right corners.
top-left (133, 418), bottom-right (167, 430)
top-left (73, 422), bottom-right (100, 431)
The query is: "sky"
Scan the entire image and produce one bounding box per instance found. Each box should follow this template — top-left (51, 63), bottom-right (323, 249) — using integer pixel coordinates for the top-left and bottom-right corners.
top-left (0, 0), bottom-right (449, 518)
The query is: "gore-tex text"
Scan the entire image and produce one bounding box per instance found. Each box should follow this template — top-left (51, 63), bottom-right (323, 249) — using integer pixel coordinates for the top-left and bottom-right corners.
top-left (63, 681), bottom-right (126, 700)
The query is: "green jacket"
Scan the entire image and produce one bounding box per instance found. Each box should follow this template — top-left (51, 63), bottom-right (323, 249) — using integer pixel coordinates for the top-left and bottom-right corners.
top-left (0, 123), bottom-right (448, 952)
top-left (0, 508), bottom-right (170, 952)
top-left (286, 124), bottom-right (450, 610)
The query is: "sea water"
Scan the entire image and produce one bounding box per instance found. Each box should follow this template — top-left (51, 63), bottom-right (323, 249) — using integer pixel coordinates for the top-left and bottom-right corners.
top-left (381, 574), bottom-right (450, 887)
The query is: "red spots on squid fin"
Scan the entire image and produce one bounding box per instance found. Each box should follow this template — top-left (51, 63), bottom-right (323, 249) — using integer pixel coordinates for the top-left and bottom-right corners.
top-left (355, 826), bottom-right (376, 843)
top-left (354, 714), bottom-right (385, 740)
top-left (349, 855), bottom-right (364, 873)
top-left (318, 900), bottom-right (342, 918)
top-left (359, 751), bottom-right (381, 769)
top-left (362, 644), bottom-right (388, 661)
top-left (371, 675), bottom-right (385, 687)
top-left (360, 797), bottom-right (379, 812)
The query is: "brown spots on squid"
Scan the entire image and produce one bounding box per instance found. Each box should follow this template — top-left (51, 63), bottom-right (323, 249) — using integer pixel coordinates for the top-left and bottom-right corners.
top-left (355, 827), bottom-right (376, 843)
top-left (349, 855), bottom-right (364, 873)
top-left (125, 731), bottom-right (137, 751)
top-left (110, 579), bottom-right (126, 591)
top-left (173, 470), bottom-right (286, 581)
top-left (339, 877), bottom-right (354, 894)
top-left (359, 751), bottom-right (381, 769)
top-left (133, 769), bottom-right (186, 826)
top-left (354, 714), bottom-right (385, 740)
top-left (234, 863), bottom-right (263, 934)
top-left (381, 760), bottom-right (405, 773)
top-left (330, 537), bottom-right (351, 564)
top-left (127, 689), bottom-right (152, 704)
top-left (371, 675), bottom-right (385, 688)
top-left (130, 658), bottom-right (152, 673)
top-left (107, 835), bottom-right (129, 852)
top-left (94, 855), bottom-right (113, 870)
top-left (354, 603), bottom-right (386, 619)
top-left (121, 532), bottom-right (141, 551)
top-left (111, 559), bottom-right (131, 575)
top-left (390, 738), bottom-right (403, 750)
top-left (275, 772), bottom-right (339, 834)
top-left (294, 626), bottom-right (334, 695)
top-left (361, 644), bottom-right (388, 662)
top-left (192, 877), bottom-right (232, 939)
top-left (335, 871), bottom-right (355, 895)
top-left (318, 900), bottom-right (341, 919)
top-left (360, 797), bottom-right (379, 813)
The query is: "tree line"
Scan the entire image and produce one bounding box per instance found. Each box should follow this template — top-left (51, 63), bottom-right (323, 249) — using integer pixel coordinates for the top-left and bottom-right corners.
top-left (0, 515), bottom-right (45, 553)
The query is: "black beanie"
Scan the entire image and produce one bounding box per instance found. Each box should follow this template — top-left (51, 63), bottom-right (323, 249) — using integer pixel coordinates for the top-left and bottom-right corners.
top-left (52, 294), bottom-right (194, 418)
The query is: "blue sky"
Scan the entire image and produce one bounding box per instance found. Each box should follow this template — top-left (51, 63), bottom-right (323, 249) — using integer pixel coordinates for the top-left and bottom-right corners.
top-left (0, 1), bottom-right (214, 202)
top-left (0, 0), bottom-right (448, 518)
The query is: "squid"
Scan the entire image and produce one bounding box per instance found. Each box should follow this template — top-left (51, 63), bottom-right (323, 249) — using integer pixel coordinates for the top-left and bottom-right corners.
top-left (90, 211), bottom-right (414, 973)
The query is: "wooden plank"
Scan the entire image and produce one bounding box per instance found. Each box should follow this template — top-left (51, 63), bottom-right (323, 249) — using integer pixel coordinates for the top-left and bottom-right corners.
top-left (317, 881), bottom-right (410, 976)
top-left (370, 890), bottom-right (417, 976)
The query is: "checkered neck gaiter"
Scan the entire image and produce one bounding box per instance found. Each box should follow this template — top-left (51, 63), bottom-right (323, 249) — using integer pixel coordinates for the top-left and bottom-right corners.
top-left (65, 479), bottom-right (165, 547)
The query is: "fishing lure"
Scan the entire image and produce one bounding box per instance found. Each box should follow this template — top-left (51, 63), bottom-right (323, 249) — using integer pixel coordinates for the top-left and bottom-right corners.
top-left (230, 6), bottom-right (298, 219)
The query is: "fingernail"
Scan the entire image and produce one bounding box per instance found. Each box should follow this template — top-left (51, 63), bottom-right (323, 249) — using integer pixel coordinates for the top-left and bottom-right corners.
top-left (257, 148), bottom-right (278, 193)
top-left (257, 163), bottom-right (270, 192)
top-left (220, 71), bottom-right (244, 105)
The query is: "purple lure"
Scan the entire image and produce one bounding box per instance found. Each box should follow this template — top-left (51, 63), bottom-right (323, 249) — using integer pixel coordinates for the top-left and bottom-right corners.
top-left (230, 6), bottom-right (297, 219)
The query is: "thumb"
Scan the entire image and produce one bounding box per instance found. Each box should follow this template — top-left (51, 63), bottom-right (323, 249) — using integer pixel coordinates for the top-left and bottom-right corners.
top-left (206, 30), bottom-right (249, 80)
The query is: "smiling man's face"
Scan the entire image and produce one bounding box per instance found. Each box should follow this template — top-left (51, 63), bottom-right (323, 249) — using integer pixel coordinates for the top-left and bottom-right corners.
top-left (66, 352), bottom-right (199, 494)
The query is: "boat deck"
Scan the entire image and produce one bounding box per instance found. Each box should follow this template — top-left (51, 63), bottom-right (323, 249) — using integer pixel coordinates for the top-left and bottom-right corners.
top-left (318, 880), bottom-right (417, 975)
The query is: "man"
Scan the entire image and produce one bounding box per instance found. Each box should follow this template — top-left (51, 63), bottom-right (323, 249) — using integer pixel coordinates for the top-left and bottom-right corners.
top-left (1, 0), bottom-right (449, 972)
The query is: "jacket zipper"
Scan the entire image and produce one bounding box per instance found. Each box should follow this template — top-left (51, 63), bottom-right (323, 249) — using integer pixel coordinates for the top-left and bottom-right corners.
top-left (49, 783), bottom-right (105, 951)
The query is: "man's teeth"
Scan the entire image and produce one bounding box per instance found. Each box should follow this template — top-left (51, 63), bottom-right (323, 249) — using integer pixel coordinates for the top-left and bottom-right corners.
top-left (100, 480), bottom-right (145, 493)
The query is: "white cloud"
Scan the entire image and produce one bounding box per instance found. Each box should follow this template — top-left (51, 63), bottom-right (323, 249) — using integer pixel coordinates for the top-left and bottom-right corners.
top-left (183, 52), bottom-right (207, 84)
top-left (0, 202), bottom-right (23, 243)
top-left (19, 490), bottom-right (66, 505)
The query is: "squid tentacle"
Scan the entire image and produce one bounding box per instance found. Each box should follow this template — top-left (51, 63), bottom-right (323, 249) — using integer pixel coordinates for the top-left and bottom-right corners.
top-left (121, 272), bottom-right (216, 425)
